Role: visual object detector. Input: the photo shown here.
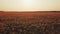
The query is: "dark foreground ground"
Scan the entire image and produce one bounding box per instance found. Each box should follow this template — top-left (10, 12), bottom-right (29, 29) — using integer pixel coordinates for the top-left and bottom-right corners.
top-left (0, 11), bottom-right (60, 34)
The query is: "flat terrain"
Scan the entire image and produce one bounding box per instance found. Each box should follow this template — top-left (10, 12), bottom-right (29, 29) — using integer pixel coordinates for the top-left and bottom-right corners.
top-left (0, 11), bottom-right (60, 34)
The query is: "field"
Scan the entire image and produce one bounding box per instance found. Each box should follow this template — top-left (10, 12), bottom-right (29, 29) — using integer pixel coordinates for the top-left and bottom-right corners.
top-left (0, 11), bottom-right (60, 34)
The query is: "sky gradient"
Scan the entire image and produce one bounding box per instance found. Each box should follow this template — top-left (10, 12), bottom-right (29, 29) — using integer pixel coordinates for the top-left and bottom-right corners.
top-left (0, 0), bottom-right (60, 12)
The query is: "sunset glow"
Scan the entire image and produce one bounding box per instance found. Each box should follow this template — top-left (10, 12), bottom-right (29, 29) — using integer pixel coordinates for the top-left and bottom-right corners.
top-left (0, 0), bottom-right (60, 11)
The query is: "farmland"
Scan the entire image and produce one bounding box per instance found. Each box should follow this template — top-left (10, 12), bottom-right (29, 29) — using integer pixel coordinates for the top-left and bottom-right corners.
top-left (0, 11), bottom-right (60, 34)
